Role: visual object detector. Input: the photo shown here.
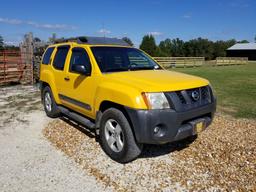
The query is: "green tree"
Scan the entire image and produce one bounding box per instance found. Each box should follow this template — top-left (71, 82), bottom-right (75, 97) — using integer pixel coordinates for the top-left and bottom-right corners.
top-left (34, 37), bottom-right (41, 42)
top-left (122, 37), bottom-right (133, 46)
top-left (0, 35), bottom-right (4, 48)
top-left (139, 35), bottom-right (242, 59)
top-left (254, 35), bottom-right (256, 43)
top-left (49, 33), bottom-right (57, 43)
top-left (212, 40), bottom-right (227, 58)
top-left (159, 38), bottom-right (185, 57)
top-left (4, 45), bottom-right (19, 51)
top-left (238, 40), bottom-right (249, 43)
top-left (212, 39), bottom-right (236, 58)
top-left (139, 35), bottom-right (158, 56)
top-left (183, 38), bottom-right (214, 60)
top-left (171, 38), bottom-right (185, 57)
top-left (158, 37), bottom-right (238, 59)
top-left (225, 39), bottom-right (236, 47)
top-left (159, 38), bottom-right (173, 56)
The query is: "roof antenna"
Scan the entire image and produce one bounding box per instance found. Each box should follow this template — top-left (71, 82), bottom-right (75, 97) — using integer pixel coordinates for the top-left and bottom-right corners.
top-left (103, 22), bottom-right (105, 38)
top-left (102, 22), bottom-right (106, 43)
top-left (102, 22), bottom-right (106, 38)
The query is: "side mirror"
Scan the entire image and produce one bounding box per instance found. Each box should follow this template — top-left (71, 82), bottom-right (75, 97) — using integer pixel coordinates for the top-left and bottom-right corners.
top-left (73, 64), bottom-right (90, 75)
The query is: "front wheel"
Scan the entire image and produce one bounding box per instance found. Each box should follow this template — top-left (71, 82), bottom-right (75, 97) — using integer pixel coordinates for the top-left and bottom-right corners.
top-left (42, 86), bottom-right (61, 118)
top-left (99, 108), bottom-right (143, 163)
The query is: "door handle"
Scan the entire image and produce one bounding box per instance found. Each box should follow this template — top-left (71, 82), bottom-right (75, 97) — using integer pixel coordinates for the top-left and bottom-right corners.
top-left (64, 77), bottom-right (70, 81)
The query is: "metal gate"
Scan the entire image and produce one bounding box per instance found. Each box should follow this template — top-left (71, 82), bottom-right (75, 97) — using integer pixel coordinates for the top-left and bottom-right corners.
top-left (0, 50), bottom-right (33, 85)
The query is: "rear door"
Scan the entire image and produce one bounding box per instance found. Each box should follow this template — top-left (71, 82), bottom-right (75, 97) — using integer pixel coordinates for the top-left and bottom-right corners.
top-left (51, 45), bottom-right (70, 101)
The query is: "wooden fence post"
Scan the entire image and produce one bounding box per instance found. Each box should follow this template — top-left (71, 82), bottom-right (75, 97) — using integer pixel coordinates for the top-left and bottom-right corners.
top-left (3, 50), bottom-right (6, 84)
top-left (20, 32), bottom-right (34, 85)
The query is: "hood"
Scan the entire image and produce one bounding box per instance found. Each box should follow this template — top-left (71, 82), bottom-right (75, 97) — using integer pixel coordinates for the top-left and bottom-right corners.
top-left (103, 70), bottom-right (209, 92)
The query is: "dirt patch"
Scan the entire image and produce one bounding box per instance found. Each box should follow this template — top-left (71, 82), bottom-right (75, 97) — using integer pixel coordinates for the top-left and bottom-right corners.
top-left (218, 105), bottom-right (237, 115)
top-left (43, 113), bottom-right (256, 191)
top-left (0, 85), bottom-right (42, 128)
top-left (0, 85), bottom-right (110, 192)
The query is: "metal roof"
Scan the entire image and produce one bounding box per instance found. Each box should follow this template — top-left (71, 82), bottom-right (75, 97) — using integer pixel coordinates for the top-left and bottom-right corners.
top-left (55, 36), bottom-right (130, 46)
top-left (227, 43), bottom-right (256, 50)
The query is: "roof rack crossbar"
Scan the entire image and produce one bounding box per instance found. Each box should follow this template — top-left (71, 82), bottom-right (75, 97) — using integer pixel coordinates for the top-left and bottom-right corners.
top-left (54, 36), bottom-right (130, 46)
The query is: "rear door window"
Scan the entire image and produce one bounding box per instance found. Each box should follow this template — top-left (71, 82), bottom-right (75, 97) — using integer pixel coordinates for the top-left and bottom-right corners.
top-left (53, 46), bottom-right (70, 70)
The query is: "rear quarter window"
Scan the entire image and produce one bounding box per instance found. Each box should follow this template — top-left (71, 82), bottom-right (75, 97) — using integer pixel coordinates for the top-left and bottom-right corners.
top-left (42, 47), bottom-right (55, 65)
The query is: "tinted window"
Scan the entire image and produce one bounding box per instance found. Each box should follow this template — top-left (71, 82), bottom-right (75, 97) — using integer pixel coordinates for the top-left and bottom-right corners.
top-left (69, 48), bottom-right (91, 73)
top-left (53, 46), bottom-right (70, 70)
top-left (128, 51), bottom-right (153, 66)
top-left (42, 47), bottom-right (54, 64)
top-left (91, 47), bottom-right (161, 72)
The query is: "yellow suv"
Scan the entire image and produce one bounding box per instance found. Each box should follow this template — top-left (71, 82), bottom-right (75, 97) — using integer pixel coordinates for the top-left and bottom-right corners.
top-left (40, 36), bottom-right (216, 163)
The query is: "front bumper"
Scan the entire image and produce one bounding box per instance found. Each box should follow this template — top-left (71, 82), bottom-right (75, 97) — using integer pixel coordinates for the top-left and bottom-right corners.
top-left (125, 100), bottom-right (216, 144)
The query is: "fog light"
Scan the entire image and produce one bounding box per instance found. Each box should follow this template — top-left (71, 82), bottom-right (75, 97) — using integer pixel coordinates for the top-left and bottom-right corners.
top-left (153, 124), bottom-right (167, 137)
top-left (153, 126), bottom-right (160, 134)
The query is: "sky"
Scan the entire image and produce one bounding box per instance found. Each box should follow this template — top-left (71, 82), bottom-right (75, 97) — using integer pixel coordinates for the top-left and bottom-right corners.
top-left (0, 0), bottom-right (255, 46)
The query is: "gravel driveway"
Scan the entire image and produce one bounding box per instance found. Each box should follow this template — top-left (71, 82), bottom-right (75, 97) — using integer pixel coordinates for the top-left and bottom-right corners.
top-left (0, 85), bottom-right (255, 191)
top-left (0, 85), bottom-right (111, 192)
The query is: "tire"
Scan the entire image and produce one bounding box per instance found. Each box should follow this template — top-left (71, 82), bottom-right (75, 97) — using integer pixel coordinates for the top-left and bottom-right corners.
top-left (99, 108), bottom-right (143, 163)
top-left (42, 86), bottom-right (61, 118)
top-left (186, 135), bottom-right (198, 143)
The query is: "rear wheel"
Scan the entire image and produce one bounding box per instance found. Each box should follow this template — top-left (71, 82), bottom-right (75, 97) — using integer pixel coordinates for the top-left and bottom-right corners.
top-left (99, 108), bottom-right (143, 163)
top-left (42, 86), bottom-right (61, 118)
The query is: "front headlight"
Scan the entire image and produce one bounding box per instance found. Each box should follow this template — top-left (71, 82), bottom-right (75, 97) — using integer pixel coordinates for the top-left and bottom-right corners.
top-left (208, 84), bottom-right (216, 102)
top-left (142, 92), bottom-right (170, 109)
top-left (209, 83), bottom-right (215, 94)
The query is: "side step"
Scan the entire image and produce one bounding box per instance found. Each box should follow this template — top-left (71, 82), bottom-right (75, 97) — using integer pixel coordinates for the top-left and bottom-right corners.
top-left (58, 106), bottom-right (95, 129)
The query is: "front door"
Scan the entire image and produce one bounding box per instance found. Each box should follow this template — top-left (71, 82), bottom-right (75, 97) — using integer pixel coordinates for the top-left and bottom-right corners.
top-left (60, 47), bottom-right (96, 118)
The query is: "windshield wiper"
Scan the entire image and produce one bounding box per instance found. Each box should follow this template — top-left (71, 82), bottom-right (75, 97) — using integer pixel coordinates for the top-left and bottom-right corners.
top-left (105, 67), bottom-right (129, 72)
top-left (105, 66), bottom-right (159, 72)
top-left (129, 66), bottom-right (155, 71)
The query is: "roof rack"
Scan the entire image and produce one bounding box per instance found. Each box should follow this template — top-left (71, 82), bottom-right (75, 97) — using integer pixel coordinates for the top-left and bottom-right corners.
top-left (54, 36), bottom-right (130, 46)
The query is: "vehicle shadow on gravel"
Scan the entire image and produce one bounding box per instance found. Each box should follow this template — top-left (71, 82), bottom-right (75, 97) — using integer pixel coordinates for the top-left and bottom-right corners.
top-left (60, 117), bottom-right (97, 139)
top-left (140, 136), bottom-right (197, 159)
top-left (60, 116), bottom-right (197, 159)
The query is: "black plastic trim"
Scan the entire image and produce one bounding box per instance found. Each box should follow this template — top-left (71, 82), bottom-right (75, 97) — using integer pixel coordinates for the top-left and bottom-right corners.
top-left (59, 94), bottom-right (91, 111)
top-left (125, 99), bottom-right (216, 144)
top-left (164, 85), bottom-right (213, 112)
top-left (58, 106), bottom-right (95, 129)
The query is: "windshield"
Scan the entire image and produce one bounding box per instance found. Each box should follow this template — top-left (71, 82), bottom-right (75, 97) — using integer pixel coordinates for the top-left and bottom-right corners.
top-left (91, 47), bottom-right (161, 72)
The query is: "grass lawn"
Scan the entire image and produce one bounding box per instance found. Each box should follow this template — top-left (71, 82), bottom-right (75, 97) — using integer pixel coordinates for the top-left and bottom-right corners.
top-left (171, 63), bottom-right (256, 119)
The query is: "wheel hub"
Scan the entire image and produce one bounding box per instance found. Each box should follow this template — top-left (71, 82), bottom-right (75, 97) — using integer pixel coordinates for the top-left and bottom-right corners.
top-left (104, 119), bottom-right (124, 153)
top-left (44, 92), bottom-right (52, 112)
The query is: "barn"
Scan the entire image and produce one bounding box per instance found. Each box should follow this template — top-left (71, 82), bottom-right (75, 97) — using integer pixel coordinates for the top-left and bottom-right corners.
top-left (226, 43), bottom-right (256, 60)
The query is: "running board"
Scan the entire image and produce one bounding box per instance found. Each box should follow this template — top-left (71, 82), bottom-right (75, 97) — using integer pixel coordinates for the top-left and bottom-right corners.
top-left (58, 106), bottom-right (95, 129)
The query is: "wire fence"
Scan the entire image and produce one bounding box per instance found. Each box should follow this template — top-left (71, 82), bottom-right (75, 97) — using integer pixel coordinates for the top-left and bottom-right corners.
top-left (0, 49), bottom-right (249, 86)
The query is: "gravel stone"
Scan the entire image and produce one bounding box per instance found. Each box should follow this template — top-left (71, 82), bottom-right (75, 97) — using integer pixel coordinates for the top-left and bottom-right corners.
top-left (43, 113), bottom-right (256, 191)
top-left (0, 85), bottom-right (112, 192)
top-left (1, 85), bottom-right (255, 191)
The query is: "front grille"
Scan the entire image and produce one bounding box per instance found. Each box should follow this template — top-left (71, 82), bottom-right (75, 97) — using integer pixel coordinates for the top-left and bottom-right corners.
top-left (201, 86), bottom-right (211, 102)
top-left (165, 86), bottom-right (212, 112)
top-left (176, 91), bottom-right (186, 104)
